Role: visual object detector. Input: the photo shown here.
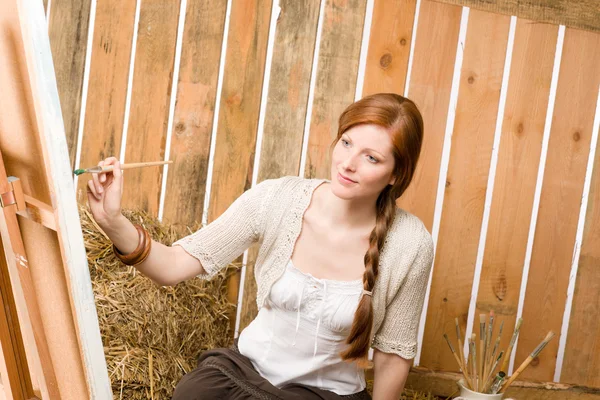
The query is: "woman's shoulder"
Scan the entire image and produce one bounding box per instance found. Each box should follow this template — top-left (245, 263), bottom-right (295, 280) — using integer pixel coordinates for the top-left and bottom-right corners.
top-left (388, 207), bottom-right (434, 254)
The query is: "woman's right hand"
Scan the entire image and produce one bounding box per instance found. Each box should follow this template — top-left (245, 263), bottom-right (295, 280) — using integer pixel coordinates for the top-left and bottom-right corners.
top-left (86, 156), bottom-right (124, 228)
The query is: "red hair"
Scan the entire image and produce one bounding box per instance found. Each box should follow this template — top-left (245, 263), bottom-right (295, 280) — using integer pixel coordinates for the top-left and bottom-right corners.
top-left (331, 93), bottom-right (424, 364)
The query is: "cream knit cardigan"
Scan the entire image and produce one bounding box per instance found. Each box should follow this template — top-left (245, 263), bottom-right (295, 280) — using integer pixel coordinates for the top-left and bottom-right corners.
top-left (173, 176), bottom-right (434, 359)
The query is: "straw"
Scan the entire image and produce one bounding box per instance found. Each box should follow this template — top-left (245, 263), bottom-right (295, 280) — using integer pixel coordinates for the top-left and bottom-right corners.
top-left (80, 205), bottom-right (236, 399)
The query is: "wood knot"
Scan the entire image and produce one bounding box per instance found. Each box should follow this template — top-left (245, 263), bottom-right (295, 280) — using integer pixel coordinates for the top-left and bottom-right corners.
top-left (443, 297), bottom-right (448, 302)
top-left (493, 274), bottom-right (507, 301)
top-left (573, 131), bottom-right (581, 142)
top-left (400, 38), bottom-right (407, 46)
top-left (174, 122), bottom-right (186, 134)
top-left (530, 356), bottom-right (540, 366)
top-left (517, 123), bottom-right (524, 135)
top-left (446, 180), bottom-right (451, 188)
top-left (380, 53), bottom-right (392, 69)
top-left (467, 76), bottom-right (475, 84)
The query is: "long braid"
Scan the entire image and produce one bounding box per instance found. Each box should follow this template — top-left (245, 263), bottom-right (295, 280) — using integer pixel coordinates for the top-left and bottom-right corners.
top-left (334, 92), bottom-right (424, 364)
top-left (340, 187), bottom-right (398, 362)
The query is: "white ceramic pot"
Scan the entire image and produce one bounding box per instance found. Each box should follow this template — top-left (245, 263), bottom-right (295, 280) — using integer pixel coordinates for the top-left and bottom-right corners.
top-left (456, 379), bottom-right (503, 400)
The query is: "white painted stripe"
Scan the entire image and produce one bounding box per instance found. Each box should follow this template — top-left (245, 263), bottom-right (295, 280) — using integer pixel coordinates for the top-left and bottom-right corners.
top-left (46, 0), bottom-right (52, 23)
top-left (72, 0), bottom-right (97, 189)
top-left (299, 0), bottom-right (326, 177)
top-left (235, 0), bottom-right (281, 338)
top-left (201, 0), bottom-right (233, 226)
top-left (509, 25), bottom-right (565, 375)
top-left (463, 15), bottom-right (517, 357)
top-left (554, 84), bottom-right (600, 382)
top-left (404, 0), bottom-right (421, 97)
top-left (158, 0), bottom-right (188, 222)
top-left (415, 6), bottom-right (470, 366)
top-left (354, 0), bottom-right (374, 100)
top-left (119, 0), bottom-right (142, 164)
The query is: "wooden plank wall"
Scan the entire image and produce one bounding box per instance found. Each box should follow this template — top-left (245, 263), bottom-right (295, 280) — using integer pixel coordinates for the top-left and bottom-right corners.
top-left (45, 0), bottom-right (600, 389)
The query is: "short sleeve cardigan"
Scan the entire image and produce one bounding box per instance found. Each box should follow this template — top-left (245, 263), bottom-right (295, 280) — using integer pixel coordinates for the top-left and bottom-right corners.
top-left (173, 176), bottom-right (435, 359)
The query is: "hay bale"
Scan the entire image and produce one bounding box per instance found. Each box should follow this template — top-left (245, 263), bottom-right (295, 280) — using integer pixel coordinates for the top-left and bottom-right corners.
top-left (80, 206), bottom-right (235, 399)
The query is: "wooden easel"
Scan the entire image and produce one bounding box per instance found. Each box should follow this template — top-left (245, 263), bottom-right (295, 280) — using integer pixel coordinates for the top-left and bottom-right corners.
top-left (0, 150), bottom-right (61, 399)
top-left (0, 0), bottom-right (112, 398)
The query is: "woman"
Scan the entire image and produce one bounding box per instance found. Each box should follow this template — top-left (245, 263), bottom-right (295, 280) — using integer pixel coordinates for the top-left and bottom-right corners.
top-left (87, 93), bottom-right (434, 400)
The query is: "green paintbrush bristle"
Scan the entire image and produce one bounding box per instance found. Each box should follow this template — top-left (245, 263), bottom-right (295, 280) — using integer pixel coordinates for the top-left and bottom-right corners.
top-left (73, 168), bottom-right (85, 175)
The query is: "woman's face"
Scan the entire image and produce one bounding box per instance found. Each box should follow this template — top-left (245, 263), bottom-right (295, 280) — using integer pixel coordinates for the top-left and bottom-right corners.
top-left (330, 124), bottom-right (396, 201)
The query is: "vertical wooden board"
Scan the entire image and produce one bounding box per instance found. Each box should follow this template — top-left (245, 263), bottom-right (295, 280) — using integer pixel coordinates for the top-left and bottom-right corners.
top-left (562, 129), bottom-right (600, 386)
top-left (48, 0), bottom-right (92, 167)
top-left (362, 0), bottom-right (417, 97)
top-left (238, 0), bottom-right (321, 333)
top-left (18, 218), bottom-right (88, 400)
top-left (394, 0), bottom-right (461, 232)
top-left (472, 19), bottom-right (559, 376)
top-left (517, 28), bottom-right (600, 382)
top-left (75, 0), bottom-right (137, 203)
top-left (161, 0), bottom-right (227, 231)
top-left (304, 0), bottom-right (367, 179)
top-left (121, 0), bottom-right (181, 214)
top-left (420, 9), bottom-right (510, 371)
top-left (207, 0), bottom-right (273, 330)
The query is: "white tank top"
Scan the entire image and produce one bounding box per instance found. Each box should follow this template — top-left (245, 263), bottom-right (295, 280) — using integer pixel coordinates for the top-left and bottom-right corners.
top-left (238, 259), bottom-right (366, 395)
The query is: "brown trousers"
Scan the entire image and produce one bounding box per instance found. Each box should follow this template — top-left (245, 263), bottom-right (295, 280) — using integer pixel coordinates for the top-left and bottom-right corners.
top-left (172, 342), bottom-right (372, 400)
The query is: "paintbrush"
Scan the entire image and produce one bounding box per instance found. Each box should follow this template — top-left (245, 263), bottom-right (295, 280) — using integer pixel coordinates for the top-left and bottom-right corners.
top-left (455, 318), bottom-right (470, 387)
top-left (479, 314), bottom-right (486, 391)
top-left (470, 333), bottom-right (478, 391)
top-left (500, 317), bottom-right (523, 373)
top-left (443, 333), bottom-right (471, 388)
top-left (488, 320), bottom-right (504, 369)
top-left (483, 351), bottom-right (504, 392)
top-left (500, 331), bottom-right (555, 393)
top-left (483, 311), bottom-right (494, 381)
top-left (489, 371), bottom-right (506, 394)
top-left (485, 319), bottom-right (504, 388)
top-left (73, 160), bottom-right (173, 175)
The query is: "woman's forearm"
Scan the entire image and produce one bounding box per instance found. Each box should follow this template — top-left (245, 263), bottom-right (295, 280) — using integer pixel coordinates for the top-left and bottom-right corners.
top-left (99, 214), bottom-right (204, 286)
top-left (372, 350), bottom-right (411, 400)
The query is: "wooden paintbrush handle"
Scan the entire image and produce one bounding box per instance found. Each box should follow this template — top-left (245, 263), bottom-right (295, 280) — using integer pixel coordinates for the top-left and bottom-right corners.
top-left (500, 355), bottom-right (532, 392)
top-left (101, 160), bottom-right (172, 172)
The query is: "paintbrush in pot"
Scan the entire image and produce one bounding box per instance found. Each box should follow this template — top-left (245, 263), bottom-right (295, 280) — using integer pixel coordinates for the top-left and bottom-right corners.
top-left (74, 160), bottom-right (173, 175)
top-left (455, 318), bottom-right (470, 388)
top-left (500, 317), bottom-right (523, 373)
top-left (470, 333), bottom-right (478, 391)
top-left (444, 333), bottom-right (472, 389)
top-left (500, 331), bottom-right (555, 393)
top-left (483, 311), bottom-right (494, 381)
top-left (479, 314), bottom-right (486, 391)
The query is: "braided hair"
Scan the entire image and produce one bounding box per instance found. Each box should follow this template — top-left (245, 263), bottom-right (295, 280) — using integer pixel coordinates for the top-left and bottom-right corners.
top-left (330, 93), bottom-right (424, 364)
